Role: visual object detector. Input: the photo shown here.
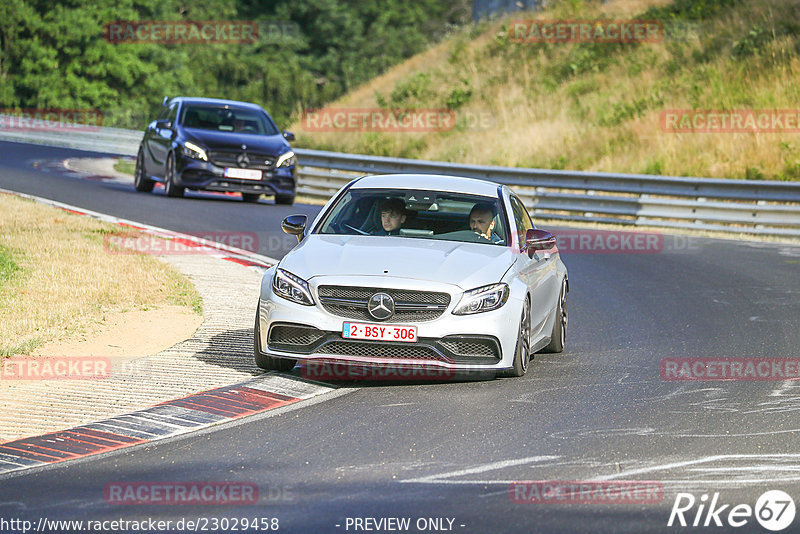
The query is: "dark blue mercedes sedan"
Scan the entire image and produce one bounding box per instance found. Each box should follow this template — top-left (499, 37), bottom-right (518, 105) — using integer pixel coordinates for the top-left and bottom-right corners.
top-left (134, 96), bottom-right (297, 204)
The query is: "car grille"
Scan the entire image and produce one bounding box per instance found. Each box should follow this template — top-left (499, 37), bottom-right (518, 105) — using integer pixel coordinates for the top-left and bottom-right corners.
top-left (317, 286), bottom-right (450, 322)
top-left (312, 340), bottom-right (445, 361)
top-left (208, 150), bottom-right (276, 170)
top-left (266, 324), bottom-right (499, 364)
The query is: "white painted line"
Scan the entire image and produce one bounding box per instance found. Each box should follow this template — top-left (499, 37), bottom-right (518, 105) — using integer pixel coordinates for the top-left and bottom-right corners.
top-left (689, 466), bottom-right (800, 472)
top-left (401, 456), bottom-right (560, 484)
top-left (667, 428), bottom-right (800, 437)
top-left (398, 454), bottom-right (800, 488)
top-left (595, 453), bottom-right (800, 481)
top-left (659, 477), bottom-right (800, 486)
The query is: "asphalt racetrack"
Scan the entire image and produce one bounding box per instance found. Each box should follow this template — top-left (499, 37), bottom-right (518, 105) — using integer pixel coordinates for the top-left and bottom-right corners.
top-left (1, 140), bottom-right (799, 533)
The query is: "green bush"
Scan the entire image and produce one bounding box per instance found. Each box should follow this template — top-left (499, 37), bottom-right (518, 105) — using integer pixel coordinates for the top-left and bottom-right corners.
top-left (445, 82), bottom-right (472, 110)
top-left (390, 73), bottom-right (433, 107)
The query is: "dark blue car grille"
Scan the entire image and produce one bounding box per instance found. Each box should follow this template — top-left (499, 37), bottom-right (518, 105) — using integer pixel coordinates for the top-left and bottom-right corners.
top-left (208, 150), bottom-right (276, 170)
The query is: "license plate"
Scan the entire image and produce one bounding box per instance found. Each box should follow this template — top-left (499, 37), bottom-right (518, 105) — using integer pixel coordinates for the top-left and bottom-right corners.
top-left (224, 167), bottom-right (262, 180)
top-left (342, 322), bottom-right (417, 343)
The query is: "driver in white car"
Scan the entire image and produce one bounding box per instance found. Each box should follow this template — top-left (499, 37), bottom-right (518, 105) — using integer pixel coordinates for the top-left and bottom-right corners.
top-left (375, 198), bottom-right (407, 236)
top-left (469, 202), bottom-right (502, 243)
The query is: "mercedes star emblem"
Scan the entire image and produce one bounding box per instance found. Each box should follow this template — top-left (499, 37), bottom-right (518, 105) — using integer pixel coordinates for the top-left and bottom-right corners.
top-left (367, 292), bottom-right (395, 321)
top-left (236, 152), bottom-right (250, 168)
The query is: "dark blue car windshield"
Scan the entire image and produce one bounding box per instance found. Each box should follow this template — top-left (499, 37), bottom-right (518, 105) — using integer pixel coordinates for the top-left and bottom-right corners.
top-left (180, 105), bottom-right (279, 135)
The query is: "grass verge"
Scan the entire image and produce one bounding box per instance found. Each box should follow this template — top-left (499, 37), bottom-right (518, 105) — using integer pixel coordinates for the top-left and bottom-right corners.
top-left (0, 194), bottom-right (202, 357)
top-left (0, 246), bottom-right (19, 287)
top-left (113, 158), bottom-right (136, 176)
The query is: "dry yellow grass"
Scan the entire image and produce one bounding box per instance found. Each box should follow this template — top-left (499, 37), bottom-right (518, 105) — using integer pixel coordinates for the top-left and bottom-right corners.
top-left (291, 0), bottom-right (800, 180)
top-left (0, 194), bottom-right (201, 357)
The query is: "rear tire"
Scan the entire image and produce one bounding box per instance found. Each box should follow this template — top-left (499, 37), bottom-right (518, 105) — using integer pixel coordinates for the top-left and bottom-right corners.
top-left (542, 279), bottom-right (567, 353)
top-left (242, 193), bottom-right (261, 203)
top-left (134, 149), bottom-right (154, 193)
top-left (254, 312), bottom-right (296, 371)
top-left (501, 297), bottom-right (531, 378)
top-left (164, 152), bottom-right (184, 198)
top-left (274, 193), bottom-right (295, 205)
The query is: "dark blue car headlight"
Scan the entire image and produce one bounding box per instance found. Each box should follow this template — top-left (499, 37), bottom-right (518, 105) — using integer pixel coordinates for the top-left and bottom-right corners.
top-left (273, 268), bottom-right (314, 305)
top-left (275, 150), bottom-right (296, 168)
top-left (182, 141), bottom-right (208, 161)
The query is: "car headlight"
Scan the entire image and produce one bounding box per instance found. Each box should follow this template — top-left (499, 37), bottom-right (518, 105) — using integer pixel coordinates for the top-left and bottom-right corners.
top-left (275, 150), bottom-right (296, 168)
top-left (182, 141), bottom-right (208, 161)
top-left (272, 268), bottom-right (314, 306)
top-left (452, 283), bottom-right (509, 315)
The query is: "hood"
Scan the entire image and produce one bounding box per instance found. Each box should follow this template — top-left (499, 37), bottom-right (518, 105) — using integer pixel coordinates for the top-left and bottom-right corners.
top-left (279, 235), bottom-right (515, 290)
top-left (182, 128), bottom-right (289, 154)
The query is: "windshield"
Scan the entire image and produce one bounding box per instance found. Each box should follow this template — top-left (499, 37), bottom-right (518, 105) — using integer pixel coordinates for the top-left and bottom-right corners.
top-left (179, 105), bottom-right (279, 135)
top-left (316, 188), bottom-right (508, 246)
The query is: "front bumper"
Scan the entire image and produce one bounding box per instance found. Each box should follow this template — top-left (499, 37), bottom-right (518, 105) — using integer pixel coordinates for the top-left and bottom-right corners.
top-left (175, 156), bottom-right (295, 196)
top-left (256, 272), bottom-right (523, 372)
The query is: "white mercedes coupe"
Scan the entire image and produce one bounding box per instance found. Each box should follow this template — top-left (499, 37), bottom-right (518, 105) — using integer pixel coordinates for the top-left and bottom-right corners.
top-left (254, 174), bottom-right (568, 378)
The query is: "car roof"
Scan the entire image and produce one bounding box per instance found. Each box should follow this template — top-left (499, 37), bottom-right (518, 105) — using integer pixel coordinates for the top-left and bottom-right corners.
top-left (167, 97), bottom-right (265, 111)
top-left (351, 174), bottom-right (501, 197)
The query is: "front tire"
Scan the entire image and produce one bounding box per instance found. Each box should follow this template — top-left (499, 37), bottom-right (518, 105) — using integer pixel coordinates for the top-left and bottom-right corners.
top-left (274, 193), bottom-right (295, 205)
top-left (542, 278), bottom-right (567, 353)
top-left (254, 313), bottom-right (296, 371)
top-left (502, 297), bottom-right (531, 378)
top-left (134, 149), bottom-right (154, 193)
top-left (164, 152), bottom-right (185, 198)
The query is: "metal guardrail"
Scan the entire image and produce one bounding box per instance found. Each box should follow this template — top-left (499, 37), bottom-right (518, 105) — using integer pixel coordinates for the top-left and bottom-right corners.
top-left (2, 120), bottom-right (799, 236)
top-left (294, 149), bottom-right (800, 236)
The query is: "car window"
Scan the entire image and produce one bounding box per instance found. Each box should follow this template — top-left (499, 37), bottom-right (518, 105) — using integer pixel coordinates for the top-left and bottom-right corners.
top-left (180, 105), bottom-right (279, 135)
top-left (316, 189), bottom-right (508, 246)
top-left (510, 195), bottom-right (533, 247)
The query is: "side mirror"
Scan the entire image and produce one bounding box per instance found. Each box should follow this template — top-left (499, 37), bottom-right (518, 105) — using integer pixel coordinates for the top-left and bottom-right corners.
top-left (282, 130), bottom-right (295, 142)
top-left (282, 214), bottom-right (307, 242)
top-left (525, 228), bottom-right (556, 258)
top-left (155, 119), bottom-right (172, 130)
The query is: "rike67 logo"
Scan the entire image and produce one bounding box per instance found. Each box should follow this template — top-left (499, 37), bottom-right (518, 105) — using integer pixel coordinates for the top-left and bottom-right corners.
top-left (668, 490), bottom-right (796, 531)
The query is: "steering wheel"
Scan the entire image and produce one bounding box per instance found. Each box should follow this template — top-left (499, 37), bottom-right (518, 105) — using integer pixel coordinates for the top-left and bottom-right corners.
top-left (343, 223), bottom-right (370, 235)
